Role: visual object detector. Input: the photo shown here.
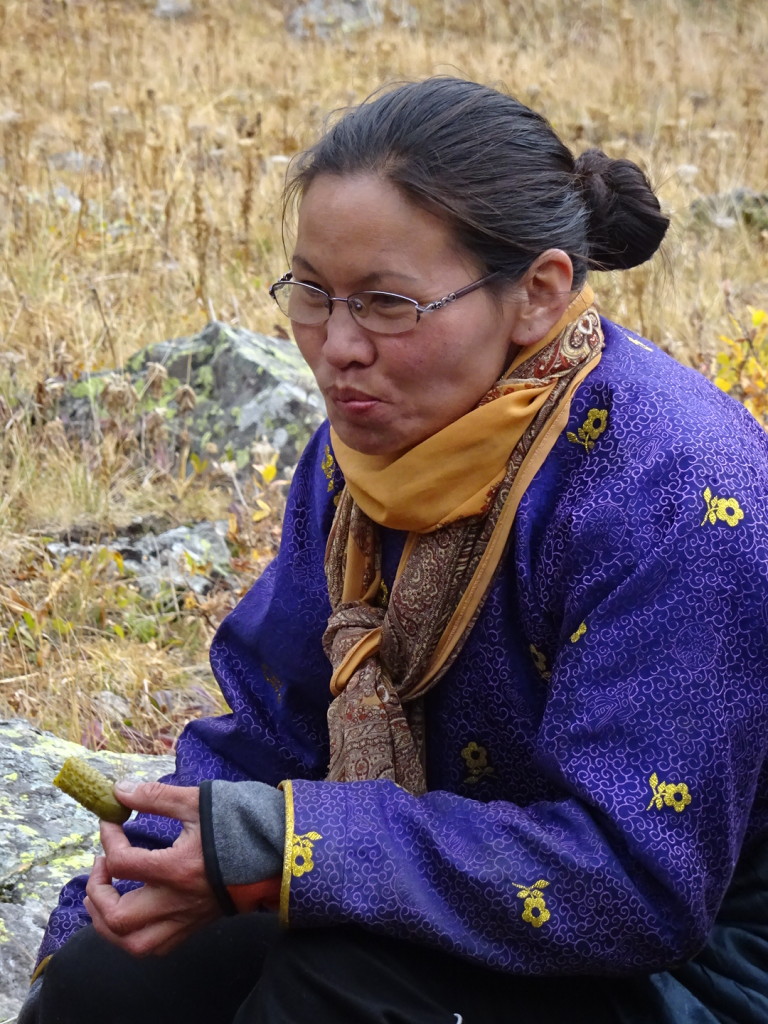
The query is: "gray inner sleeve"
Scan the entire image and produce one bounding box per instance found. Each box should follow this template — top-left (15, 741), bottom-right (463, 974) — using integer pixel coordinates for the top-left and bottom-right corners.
top-left (211, 779), bottom-right (286, 886)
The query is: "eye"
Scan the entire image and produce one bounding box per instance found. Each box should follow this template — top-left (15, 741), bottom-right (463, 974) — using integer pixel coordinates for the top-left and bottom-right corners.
top-left (295, 277), bottom-right (326, 292)
top-left (365, 292), bottom-right (415, 316)
top-left (294, 283), bottom-right (330, 309)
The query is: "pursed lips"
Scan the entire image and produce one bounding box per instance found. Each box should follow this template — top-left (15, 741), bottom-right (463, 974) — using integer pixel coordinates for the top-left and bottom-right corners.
top-left (326, 385), bottom-right (381, 404)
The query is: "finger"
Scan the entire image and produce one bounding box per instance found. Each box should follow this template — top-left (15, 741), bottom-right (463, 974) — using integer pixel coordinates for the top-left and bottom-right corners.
top-left (93, 914), bottom-right (198, 957)
top-left (85, 855), bottom-right (123, 920)
top-left (87, 886), bottom-right (218, 957)
top-left (112, 780), bottom-right (200, 822)
top-left (98, 820), bottom-right (165, 882)
top-left (99, 819), bottom-right (133, 855)
top-left (87, 879), bottom-right (178, 936)
top-left (99, 816), bottom-right (205, 887)
top-left (100, 840), bottom-right (189, 886)
top-left (84, 891), bottom-right (161, 956)
top-left (138, 901), bottom-right (222, 957)
top-left (88, 852), bottom-right (111, 887)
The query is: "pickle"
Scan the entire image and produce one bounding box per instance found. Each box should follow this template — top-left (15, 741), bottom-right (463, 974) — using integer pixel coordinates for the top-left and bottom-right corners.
top-left (53, 756), bottom-right (131, 824)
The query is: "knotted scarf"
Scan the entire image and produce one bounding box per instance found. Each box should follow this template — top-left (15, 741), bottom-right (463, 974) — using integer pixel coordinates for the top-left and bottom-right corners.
top-left (322, 288), bottom-right (604, 794)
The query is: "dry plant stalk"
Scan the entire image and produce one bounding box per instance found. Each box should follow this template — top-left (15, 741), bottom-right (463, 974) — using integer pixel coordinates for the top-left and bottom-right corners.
top-left (0, 0), bottom-right (766, 748)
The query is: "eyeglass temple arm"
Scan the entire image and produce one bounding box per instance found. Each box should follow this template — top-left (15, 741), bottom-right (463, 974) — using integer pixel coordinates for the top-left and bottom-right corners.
top-left (269, 271), bottom-right (294, 297)
top-left (418, 272), bottom-right (500, 313)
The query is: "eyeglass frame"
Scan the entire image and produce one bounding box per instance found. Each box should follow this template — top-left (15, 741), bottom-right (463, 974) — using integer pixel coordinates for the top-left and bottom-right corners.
top-left (268, 270), bottom-right (501, 334)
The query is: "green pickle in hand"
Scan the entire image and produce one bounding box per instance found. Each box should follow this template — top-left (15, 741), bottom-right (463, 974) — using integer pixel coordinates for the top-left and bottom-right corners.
top-left (53, 756), bottom-right (131, 824)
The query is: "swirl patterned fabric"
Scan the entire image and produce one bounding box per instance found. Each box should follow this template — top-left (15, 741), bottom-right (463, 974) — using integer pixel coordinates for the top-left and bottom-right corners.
top-left (36, 319), bottom-right (768, 1018)
top-left (323, 308), bottom-right (604, 796)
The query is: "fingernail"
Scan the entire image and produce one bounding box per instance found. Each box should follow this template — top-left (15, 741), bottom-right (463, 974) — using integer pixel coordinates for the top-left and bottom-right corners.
top-left (115, 778), bottom-right (138, 795)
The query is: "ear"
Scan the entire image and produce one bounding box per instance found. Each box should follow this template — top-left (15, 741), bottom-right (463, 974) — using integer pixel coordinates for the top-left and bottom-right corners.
top-left (507, 249), bottom-right (575, 346)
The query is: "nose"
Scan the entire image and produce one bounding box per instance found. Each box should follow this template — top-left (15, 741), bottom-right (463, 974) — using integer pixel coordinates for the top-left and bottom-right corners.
top-left (322, 300), bottom-right (376, 368)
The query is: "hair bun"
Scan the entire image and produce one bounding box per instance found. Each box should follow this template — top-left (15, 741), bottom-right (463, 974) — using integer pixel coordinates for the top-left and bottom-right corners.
top-left (574, 147), bottom-right (669, 271)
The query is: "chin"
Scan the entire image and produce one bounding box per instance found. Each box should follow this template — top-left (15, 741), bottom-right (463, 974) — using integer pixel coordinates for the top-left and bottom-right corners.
top-left (331, 423), bottom-right (404, 457)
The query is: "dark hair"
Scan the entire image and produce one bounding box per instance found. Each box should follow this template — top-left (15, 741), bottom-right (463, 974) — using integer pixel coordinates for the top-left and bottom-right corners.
top-left (285, 77), bottom-right (669, 289)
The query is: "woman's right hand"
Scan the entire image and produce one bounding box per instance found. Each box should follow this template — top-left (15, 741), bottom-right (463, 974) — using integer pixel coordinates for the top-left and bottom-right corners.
top-left (84, 781), bottom-right (221, 958)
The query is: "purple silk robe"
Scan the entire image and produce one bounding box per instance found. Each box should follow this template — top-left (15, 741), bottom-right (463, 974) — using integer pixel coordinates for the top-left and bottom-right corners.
top-left (37, 319), bottom-right (768, 1007)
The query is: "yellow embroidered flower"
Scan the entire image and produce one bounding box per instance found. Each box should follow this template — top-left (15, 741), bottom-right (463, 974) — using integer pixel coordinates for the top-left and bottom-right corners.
top-left (521, 895), bottom-right (551, 928)
top-left (291, 831), bottom-right (322, 877)
top-left (663, 783), bottom-right (692, 813)
top-left (569, 621), bottom-right (587, 643)
top-left (321, 445), bottom-right (336, 492)
top-left (461, 741), bottom-right (488, 769)
top-left (567, 408), bottom-right (609, 453)
top-left (514, 879), bottom-right (551, 928)
top-left (292, 848), bottom-right (314, 876)
top-left (715, 497), bottom-right (744, 527)
top-left (701, 488), bottom-right (744, 527)
top-left (582, 408), bottom-right (608, 440)
top-left (529, 644), bottom-right (551, 680)
top-left (460, 742), bottom-right (494, 784)
top-left (262, 663), bottom-right (284, 705)
top-left (646, 773), bottom-right (692, 813)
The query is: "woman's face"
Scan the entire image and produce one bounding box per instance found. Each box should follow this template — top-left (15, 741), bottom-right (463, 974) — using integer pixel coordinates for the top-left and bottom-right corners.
top-left (291, 174), bottom-right (527, 456)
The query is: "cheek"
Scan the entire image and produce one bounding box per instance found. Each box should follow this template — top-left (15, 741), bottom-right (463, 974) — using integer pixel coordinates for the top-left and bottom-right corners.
top-left (291, 325), bottom-right (322, 367)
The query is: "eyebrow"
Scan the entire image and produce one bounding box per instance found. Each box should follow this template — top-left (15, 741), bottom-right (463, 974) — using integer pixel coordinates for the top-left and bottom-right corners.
top-left (290, 254), bottom-right (420, 290)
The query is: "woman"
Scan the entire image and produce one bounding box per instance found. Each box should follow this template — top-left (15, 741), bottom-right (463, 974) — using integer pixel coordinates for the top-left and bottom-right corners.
top-left (22, 78), bottom-right (768, 1023)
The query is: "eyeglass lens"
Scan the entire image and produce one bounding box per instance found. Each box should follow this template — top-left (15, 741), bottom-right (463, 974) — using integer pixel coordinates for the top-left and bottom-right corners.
top-left (273, 282), bottom-right (419, 334)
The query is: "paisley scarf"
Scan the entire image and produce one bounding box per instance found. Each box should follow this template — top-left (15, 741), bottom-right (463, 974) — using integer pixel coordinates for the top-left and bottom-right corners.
top-left (322, 288), bottom-right (604, 794)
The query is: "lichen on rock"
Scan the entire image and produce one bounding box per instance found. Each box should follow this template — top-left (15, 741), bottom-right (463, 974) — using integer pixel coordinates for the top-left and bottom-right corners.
top-left (0, 718), bottom-right (175, 1020)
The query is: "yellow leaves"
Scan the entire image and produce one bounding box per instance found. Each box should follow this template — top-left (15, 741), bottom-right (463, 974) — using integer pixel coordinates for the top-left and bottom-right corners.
top-left (253, 451), bottom-right (278, 487)
top-left (251, 498), bottom-right (272, 524)
top-left (516, 879), bottom-right (549, 897)
top-left (713, 307), bottom-right (768, 425)
top-left (259, 461), bottom-right (277, 485)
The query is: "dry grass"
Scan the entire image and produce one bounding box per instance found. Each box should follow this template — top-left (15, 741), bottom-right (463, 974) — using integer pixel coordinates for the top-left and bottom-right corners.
top-left (1, 0), bottom-right (767, 748)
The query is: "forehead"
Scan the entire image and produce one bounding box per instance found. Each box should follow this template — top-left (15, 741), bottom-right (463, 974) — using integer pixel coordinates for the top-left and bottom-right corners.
top-left (293, 173), bottom-right (465, 286)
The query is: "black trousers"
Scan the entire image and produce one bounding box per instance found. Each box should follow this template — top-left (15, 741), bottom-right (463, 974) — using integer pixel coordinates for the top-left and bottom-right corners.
top-left (35, 916), bottom-right (705, 1024)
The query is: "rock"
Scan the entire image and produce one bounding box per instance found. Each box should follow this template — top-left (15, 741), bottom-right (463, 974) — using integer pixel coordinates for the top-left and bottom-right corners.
top-left (0, 719), bottom-right (175, 1020)
top-left (54, 321), bottom-right (324, 480)
top-left (52, 183), bottom-right (82, 214)
top-left (45, 150), bottom-right (102, 174)
top-left (690, 188), bottom-right (768, 232)
top-left (46, 519), bottom-right (234, 599)
top-left (153, 0), bottom-right (194, 17)
top-left (286, 0), bottom-right (415, 37)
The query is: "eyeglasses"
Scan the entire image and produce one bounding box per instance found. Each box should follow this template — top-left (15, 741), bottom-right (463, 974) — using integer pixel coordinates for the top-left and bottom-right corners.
top-left (268, 271), bottom-right (499, 336)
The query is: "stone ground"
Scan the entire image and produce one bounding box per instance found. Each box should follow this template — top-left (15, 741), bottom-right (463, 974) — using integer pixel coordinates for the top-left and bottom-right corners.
top-left (0, 719), bottom-right (174, 1022)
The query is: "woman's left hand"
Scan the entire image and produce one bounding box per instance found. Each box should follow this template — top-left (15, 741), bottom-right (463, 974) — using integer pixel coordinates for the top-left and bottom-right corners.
top-left (84, 781), bottom-right (221, 957)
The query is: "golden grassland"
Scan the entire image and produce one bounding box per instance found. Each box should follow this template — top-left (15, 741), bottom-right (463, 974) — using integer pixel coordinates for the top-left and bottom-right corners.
top-left (1, 0), bottom-right (766, 749)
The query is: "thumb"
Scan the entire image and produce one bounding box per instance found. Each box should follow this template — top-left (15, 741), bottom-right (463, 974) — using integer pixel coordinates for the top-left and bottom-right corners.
top-left (113, 779), bottom-right (199, 821)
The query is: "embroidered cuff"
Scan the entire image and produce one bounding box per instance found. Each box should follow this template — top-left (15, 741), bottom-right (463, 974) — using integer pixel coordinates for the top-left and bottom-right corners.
top-left (279, 779), bottom-right (295, 925)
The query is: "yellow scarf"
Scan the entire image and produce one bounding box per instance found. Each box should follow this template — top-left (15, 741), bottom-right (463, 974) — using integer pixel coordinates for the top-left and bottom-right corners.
top-left (322, 288), bottom-right (604, 794)
top-left (331, 286), bottom-right (595, 532)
